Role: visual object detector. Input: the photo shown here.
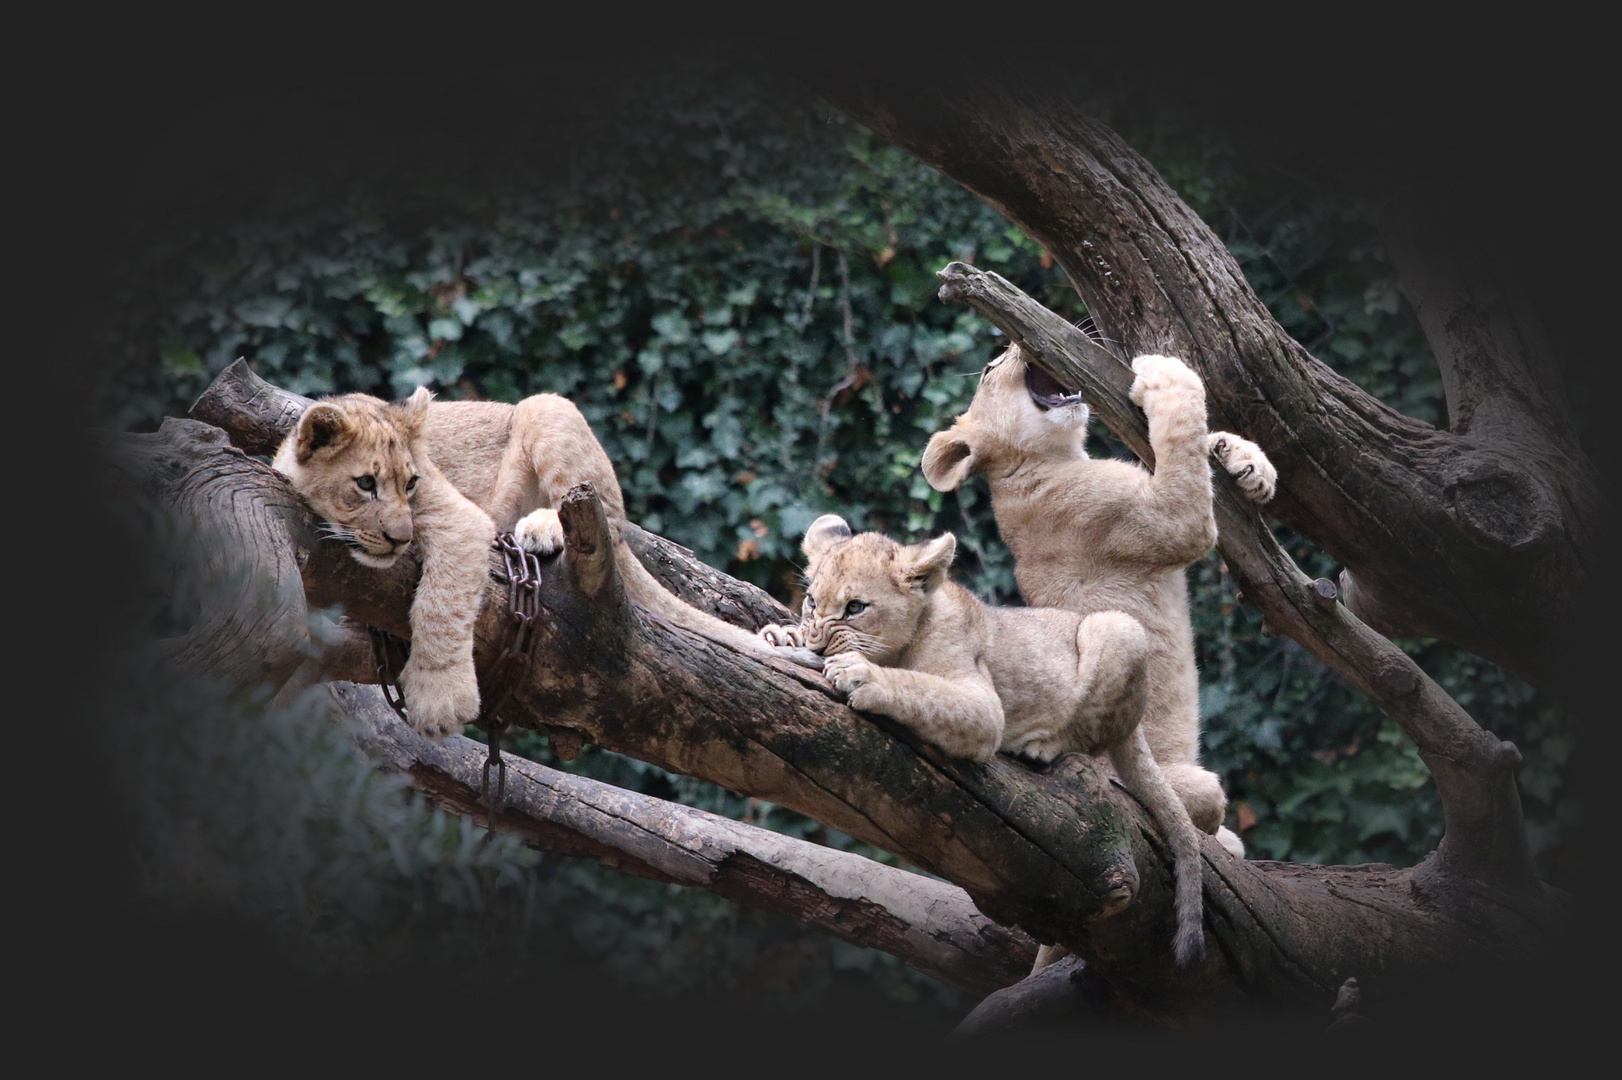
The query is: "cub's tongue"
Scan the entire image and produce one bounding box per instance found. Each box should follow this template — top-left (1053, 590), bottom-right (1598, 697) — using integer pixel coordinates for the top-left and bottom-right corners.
top-left (1024, 362), bottom-right (1083, 410)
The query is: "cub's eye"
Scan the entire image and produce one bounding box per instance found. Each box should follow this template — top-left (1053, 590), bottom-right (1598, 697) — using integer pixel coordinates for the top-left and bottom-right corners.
top-left (844, 600), bottom-right (868, 618)
top-left (803, 596), bottom-right (816, 613)
top-left (406, 475), bottom-right (419, 492)
top-left (355, 475), bottom-right (377, 494)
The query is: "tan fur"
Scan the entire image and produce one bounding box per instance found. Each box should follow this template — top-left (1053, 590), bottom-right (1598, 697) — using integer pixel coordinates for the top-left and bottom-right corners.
top-left (275, 389), bottom-right (801, 740)
top-left (776, 518), bottom-right (1206, 969)
top-left (920, 346), bottom-right (1276, 863)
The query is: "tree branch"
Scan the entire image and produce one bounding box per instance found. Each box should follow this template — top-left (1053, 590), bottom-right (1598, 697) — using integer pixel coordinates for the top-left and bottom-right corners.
top-left (811, 68), bottom-right (1604, 695)
top-left (1376, 184), bottom-right (1579, 449)
top-left (936, 261), bottom-right (1540, 886)
top-left (330, 679), bottom-right (1038, 995)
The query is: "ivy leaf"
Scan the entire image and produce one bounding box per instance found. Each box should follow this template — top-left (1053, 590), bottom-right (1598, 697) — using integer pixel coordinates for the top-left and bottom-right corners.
top-left (701, 329), bottom-right (740, 355)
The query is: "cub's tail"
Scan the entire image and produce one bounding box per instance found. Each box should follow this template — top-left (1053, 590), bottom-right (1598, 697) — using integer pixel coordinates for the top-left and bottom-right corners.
top-left (619, 545), bottom-right (822, 667)
top-left (1110, 728), bottom-right (1206, 970)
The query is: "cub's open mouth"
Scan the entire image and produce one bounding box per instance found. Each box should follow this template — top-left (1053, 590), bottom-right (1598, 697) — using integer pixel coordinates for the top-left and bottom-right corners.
top-left (1024, 362), bottom-right (1085, 411)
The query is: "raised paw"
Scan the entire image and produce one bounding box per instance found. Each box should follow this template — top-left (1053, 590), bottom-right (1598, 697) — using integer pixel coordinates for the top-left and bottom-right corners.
top-left (398, 659), bottom-right (480, 741)
top-left (515, 508), bottom-right (565, 557)
top-left (758, 623), bottom-right (807, 648)
top-left (1207, 431), bottom-right (1277, 503)
top-left (1128, 354), bottom-right (1202, 407)
top-left (822, 652), bottom-right (874, 699)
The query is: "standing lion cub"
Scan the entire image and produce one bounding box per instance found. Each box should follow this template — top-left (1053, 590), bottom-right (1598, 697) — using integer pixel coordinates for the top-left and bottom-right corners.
top-left (761, 514), bottom-right (1208, 970)
top-left (919, 346), bottom-right (1275, 859)
top-left (273, 387), bottom-right (803, 739)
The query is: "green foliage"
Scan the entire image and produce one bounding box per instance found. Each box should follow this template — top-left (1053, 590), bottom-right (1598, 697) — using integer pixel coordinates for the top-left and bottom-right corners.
top-left (103, 64), bottom-right (1576, 998)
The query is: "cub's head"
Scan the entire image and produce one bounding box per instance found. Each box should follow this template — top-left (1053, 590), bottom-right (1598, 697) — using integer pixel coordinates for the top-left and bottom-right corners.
top-left (920, 343), bottom-right (1090, 492)
top-left (273, 388), bottom-right (431, 569)
top-left (797, 514), bottom-right (957, 664)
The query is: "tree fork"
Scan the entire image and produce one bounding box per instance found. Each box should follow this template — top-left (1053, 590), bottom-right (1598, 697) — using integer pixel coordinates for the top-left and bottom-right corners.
top-left (934, 262), bottom-right (1549, 890)
top-left (809, 67), bottom-right (1607, 697)
top-left (120, 363), bottom-right (1577, 1020)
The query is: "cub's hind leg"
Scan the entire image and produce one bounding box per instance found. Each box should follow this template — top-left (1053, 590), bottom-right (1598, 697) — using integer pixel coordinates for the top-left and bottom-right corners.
top-left (1004, 611), bottom-right (1149, 763)
top-left (488, 393), bottom-right (630, 551)
top-left (514, 508), bottom-right (564, 556)
top-left (1161, 761), bottom-right (1227, 837)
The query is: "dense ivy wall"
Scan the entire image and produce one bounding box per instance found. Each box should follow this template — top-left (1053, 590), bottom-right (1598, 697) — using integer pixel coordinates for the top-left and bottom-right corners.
top-left (104, 64), bottom-right (1576, 1010)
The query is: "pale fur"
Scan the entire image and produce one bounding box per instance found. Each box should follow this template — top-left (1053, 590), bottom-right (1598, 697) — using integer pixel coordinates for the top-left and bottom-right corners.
top-left (772, 518), bottom-right (1206, 970)
top-left (275, 388), bottom-right (801, 740)
top-left (919, 346), bottom-right (1276, 866)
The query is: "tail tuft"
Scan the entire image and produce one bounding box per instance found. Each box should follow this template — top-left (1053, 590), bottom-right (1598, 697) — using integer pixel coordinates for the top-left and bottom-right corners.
top-left (1173, 915), bottom-right (1206, 970)
top-left (1112, 731), bottom-right (1208, 973)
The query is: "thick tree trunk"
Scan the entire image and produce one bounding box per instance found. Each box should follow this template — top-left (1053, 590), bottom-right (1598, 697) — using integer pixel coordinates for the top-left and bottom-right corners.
top-left (94, 360), bottom-right (1577, 1025)
top-left (808, 67), bottom-right (1611, 700)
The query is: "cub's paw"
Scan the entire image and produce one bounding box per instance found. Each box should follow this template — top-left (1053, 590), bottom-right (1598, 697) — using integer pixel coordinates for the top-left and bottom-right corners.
top-left (515, 508), bottom-right (565, 557)
top-left (399, 659), bottom-right (480, 741)
top-left (1128, 354), bottom-right (1202, 407)
top-left (1207, 432), bottom-right (1277, 503)
top-left (822, 652), bottom-right (875, 701)
top-left (1004, 729), bottom-right (1065, 765)
top-left (758, 623), bottom-right (806, 648)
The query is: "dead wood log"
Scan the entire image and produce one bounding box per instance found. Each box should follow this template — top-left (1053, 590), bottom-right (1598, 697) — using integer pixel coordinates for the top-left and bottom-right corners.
top-left (330, 678), bottom-right (1037, 995)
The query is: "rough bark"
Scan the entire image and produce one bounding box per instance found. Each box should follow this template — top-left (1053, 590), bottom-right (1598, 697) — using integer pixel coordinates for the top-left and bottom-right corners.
top-left (106, 372), bottom-right (1578, 1023)
top-left (808, 67), bottom-right (1610, 697)
top-left (330, 678), bottom-right (1037, 995)
top-left (934, 263), bottom-right (1544, 887)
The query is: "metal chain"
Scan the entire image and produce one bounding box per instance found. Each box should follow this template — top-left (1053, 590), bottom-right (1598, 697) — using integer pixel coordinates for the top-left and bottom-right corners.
top-left (367, 625), bottom-right (412, 723)
top-left (366, 530), bottom-right (545, 830)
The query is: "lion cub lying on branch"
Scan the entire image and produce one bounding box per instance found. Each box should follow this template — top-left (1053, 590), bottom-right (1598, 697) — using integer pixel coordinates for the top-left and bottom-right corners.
top-left (762, 514), bottom-right (1207, 969)
top-left (273, 388), bottom-right (801, 739)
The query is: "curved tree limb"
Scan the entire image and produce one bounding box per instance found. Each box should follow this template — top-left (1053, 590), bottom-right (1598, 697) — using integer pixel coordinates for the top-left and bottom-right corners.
top-left (810, 68), bottom-right (1608, 696)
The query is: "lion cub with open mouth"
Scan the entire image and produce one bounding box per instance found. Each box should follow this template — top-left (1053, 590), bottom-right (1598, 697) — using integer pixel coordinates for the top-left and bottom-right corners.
top-left (760, 515), bottom-right (1207, 971)
top-left (920, 346), bottom-right (1276, 862)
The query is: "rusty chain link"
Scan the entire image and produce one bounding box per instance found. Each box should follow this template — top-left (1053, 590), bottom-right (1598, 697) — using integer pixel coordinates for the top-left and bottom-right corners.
top-left (367, 530), bottom-right (545, 831)
top-left (367, 624), bottom-right (412, 723)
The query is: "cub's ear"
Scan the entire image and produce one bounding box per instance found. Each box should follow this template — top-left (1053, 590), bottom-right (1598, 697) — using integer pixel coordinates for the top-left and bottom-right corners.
top-left (396, 386), bottom-right (434, 438)
top-left (921, 429), bottom-right (978, 492)
top-left (295, 403), bottom-right (354, 463)
top-left (801, 514), bottom-right (853, 569)
top-left (902, 532), bottom-right (957, 592)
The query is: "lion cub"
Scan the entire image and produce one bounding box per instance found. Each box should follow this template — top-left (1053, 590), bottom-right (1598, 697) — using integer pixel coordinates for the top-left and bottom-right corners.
top-left (762, 515), bottom-right (1207, 970)
top-left (274, 387), bottom-right (804, 739)
top-left (920, 347), bottom-right (1276, 860)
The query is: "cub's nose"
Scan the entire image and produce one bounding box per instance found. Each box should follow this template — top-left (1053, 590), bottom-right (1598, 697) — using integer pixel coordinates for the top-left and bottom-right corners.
top-left (383, 530), bottom-right (412, 551)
